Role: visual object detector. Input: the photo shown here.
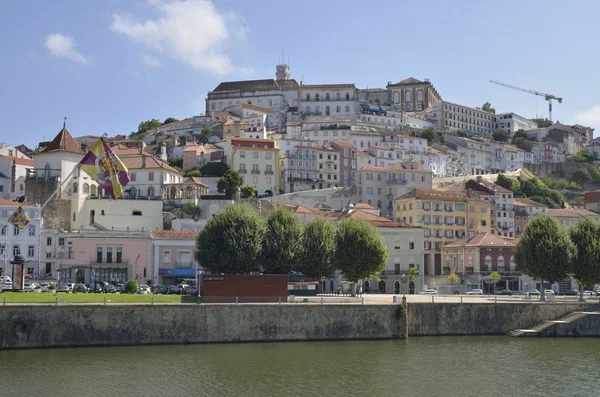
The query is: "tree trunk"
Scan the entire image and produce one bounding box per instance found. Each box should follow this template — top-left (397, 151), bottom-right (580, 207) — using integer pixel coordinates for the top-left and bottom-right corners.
top-left (579, 284), bottom-right (585, 303)
top-left (540, 279), bottom-right (545, 302)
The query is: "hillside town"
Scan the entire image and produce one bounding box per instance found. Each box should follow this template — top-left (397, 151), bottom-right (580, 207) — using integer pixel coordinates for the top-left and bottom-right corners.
top-left (2, 64), bottom-right (599, 296)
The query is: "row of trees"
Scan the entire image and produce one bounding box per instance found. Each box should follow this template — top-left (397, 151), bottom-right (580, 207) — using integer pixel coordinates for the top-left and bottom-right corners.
top-left (496, 174), bottom-right (564, 208)
top-left (195, 205), bottom-right (388, 292)
top-left (515, 215), bottom-right (600, 302)
top-left (185, 162), bottom-right (229, 178)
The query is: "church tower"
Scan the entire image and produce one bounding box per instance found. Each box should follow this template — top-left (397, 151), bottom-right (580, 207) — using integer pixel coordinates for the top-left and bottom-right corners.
top-left (275, 64), bottom-right (290, 81)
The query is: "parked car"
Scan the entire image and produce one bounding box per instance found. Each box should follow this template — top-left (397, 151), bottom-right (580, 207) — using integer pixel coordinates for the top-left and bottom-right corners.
top-left (105, 285), bottom-right (117, 294)
top-left (420, 289), bottom-right (438, 295)
top-left (73, 284), bottom-right (88, 293)
top-left (168, 284), bottom-right (183, 295)
top-left (23, 282), bottom-right (38, 292)
top-left (583, 290), bottom-right (597, 297)
top-left (153, 284), bottom-right (169, 294)
top-left (40, 282), bottom-right (51, 292)
top-left (185, 286), bottom-right (199, 296)
top-left (466, 289), bottom-right (483, 295)
top-left (526, 289), bottom-right (540, 297)
top-left (544, 289), bottom-right (555, 295)
top-left (137, 284), bottom-right (151, 294)
top-left (498, 290), bottom-right (513, 296)
top-left (564, 289), bottom-right (579, 296)
top-left (56, 284), bottom-right (71, 293)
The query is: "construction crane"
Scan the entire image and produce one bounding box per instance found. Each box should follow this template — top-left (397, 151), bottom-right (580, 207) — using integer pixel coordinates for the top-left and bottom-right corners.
top-left (489, 80), bottom-right (563, 122)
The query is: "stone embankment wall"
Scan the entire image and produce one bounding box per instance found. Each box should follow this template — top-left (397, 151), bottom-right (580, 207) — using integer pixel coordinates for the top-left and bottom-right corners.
top-left (407, 303), bottom-right (596, 336)
top-left (0, 304), bottom-right (405, 350)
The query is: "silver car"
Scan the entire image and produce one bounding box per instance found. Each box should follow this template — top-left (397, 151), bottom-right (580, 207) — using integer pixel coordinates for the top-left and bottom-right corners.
top-left (56, 284), bottom-right (71, 293)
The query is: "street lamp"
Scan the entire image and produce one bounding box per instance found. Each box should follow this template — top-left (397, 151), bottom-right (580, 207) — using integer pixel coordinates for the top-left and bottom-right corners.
top-left (400, 274), bottom-right (408, 305)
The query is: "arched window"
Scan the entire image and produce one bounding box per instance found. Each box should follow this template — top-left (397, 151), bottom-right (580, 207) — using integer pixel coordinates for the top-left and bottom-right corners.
top-left (82, 184), bottom-right (89, 194)
top-left (485, 255), bottom-right (492, 271)
top-left (336, 106), bottom-right (341, 113)
top-left (377, 174), bottom-right (382, 181)
top-left (305, 106), bottom-right (311, 114)
top-left (345, 105), bottom-right (350, 112)
top-left (393, 91), bottom-right (400, 103)
top-left (90, 185), bottom-right (97, 196)
top-left (498, 255), bottom-right (505, 271)
top-left (367, 199), bottom-right (372, 206)
top-left (377, 200), bottom-right (382, 208)
top-left (325, 106), bottom-right (330, 116)
top-left (405, 90), bottom-right (412, 102)
top-left (417, 89), bottom-right (424, 103)
top-left (394, 281), bottom-right (400, 294)
top-left (72, 183), bottom-right (78, 193)
top-left (325, 93), bottom-right (330, 100)
top-left (378, 280), bottom-right (386, 293)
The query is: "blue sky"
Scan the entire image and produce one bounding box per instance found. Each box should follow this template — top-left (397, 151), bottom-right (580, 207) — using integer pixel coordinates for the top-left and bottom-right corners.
top-left (2, 0), bottom-right (600, 149)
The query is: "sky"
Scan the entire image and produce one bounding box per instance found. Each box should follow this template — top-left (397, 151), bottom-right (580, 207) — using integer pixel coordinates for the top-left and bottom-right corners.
top-left (2, 0), bottom-right (600, 149)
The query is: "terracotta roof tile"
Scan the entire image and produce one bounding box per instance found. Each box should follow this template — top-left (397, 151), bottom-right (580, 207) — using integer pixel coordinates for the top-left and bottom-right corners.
top-left (330, 141), bottom-right (356, 149)
top-left (0, 200), bottom-right (34, 208)
top-left (0, 156), bottom-right (34, 167)
top-left (354, 203), bottom-right (376, 210)
top-left (117, 154), bottom-right (181, 174)
top-left (398, 188), bottom-right (471, 203)
top-left (548, 208), bottom-right (600, 218)
top-left (40, 126), bottom-right (84, 155)
top-left (151, 229), bottom-right (199, 239)
top-left (346, 210), bottom-right (401, 228)
top-left (444, 232), bottom-right (516, 248)
top-left (513, 198), bottom-right (548, 208)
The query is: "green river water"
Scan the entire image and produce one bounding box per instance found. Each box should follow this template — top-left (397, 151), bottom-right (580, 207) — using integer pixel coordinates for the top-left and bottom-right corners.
top-left (1, 337), bottom-right (598, 397)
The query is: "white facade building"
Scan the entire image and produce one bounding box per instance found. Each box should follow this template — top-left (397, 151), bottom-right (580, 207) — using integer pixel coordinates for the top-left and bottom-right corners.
top-left (300, 84), bottom-right (356, 121)
top-left (493, 113), bottom-right (538, 136)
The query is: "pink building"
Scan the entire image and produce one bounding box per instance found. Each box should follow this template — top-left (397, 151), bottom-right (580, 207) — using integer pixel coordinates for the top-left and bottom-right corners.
top-left (514, 198), bottom-right (548, 237)
top-left (149, 230), bottom-right (200, 285)
top-left (59, 231), bottom-right (149, 285)
top-left (330, 141), bottom-right (356, 187)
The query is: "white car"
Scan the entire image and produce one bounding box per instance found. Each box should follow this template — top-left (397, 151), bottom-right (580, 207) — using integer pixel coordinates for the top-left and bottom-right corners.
top-left (583, 290), bottom-right (597, 297)
top-left (420, 289), bottom-right (438, 295)
top-left (466, 289), bottom-right (483, 295)
top-left (137, 284), bottom-right (151, 294)
top-left (544, 289), bottom-right (555, 295)
top-left (23, 282), bottom-right (39, 292)
top-left (56, 284), bottom-right (71, 293)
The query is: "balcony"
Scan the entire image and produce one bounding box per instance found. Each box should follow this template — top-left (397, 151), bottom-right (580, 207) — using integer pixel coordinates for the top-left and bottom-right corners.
top-left (251, 170), bottom-right (261, 174)
top-left (287, 177), bottom-right (317, 182)
top-left (176, 261), bottom-right (192, 268)
top-left (386, 193), bottom-right (394, 199)
top-left (264, 170), bottom-right (274, 175)
top-left (387, 179), bottom-right (407, 185)
top-left (26, 168), bottom-right (62, 181)
top-left (320, 124), bottom-right (351, 130)
top-left (238, 169), bottom-right (247, 173)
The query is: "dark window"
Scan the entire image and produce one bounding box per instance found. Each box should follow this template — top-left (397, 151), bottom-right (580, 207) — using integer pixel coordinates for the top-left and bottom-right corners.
top-left (106, 247), bottom-right (113, 264)
top-left (116, 247), bottom-right (122, 263)
top-left (96, 246), bottom-right (102, 263)
top-left (132, 210), bottom-right (142, 216)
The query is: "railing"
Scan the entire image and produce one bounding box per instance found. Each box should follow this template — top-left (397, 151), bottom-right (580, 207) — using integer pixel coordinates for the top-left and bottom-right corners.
top-left (238, 169), bottom-right (247, 173)
top-left (287, 177), bottom-right (317, 182)
top-left (251, 170), bottom-right (260, 174)
top-left (387, 179), bottom-right (407, 185)
top-left (26, 168), bottom-right (62, 181)
top-left (264, 170), bottom-right (274, 174)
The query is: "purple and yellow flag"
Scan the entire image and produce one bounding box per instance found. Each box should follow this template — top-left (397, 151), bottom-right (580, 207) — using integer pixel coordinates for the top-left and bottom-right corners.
top-left (78, 138), bottom-right (130, 199)
top-left (9, 207), bottom-right (30, 229)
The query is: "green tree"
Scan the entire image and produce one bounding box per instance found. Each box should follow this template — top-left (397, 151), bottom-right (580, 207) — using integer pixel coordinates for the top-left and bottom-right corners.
top-left (199, 162), bottom-right (229, 177)
top-left (492, 130), bottom-right (510, 142)
top-left (481, 102), bottom-right (496, 114)
top-left (514, 215), bottom-right (575, 301)
top-left (569, 219), bottom-right (600, 302)
top-left (217, 170), bottom-right (243, 197)
top-left (456, 131), bottom-right (469, 138)
top-left (179, 203), bottom-right (201, 220)
top-left (420, 128), bottom-right (443, 144)
top-left (124, 280), bottom-right (138, 294)
top-left (447, 272), bottom-right (459, 285)
top-left (511, 129), bottom-right (533, 146)
top-left (260, 208), bottom-right (304, 274)
top-left (571, 167), bottom-right (591, 187)
top-left (137, 119), bottom-right (163, 134)
top-left (240, 185), bottom-right (256, 198)
top-left (168, 158), bottom-right (183, 169)
top-left (195, 204), bottom-right (265, 274)
top-left (184, 169), bottom-right (202, 177)
top-left (532, 118), bottom-right (553, 128)
top-left (297, 218), bottom-right (337, 280)
top-left (335, 218), bottom-right (388, 296)
top-left (488, 271), bottom-right (500, 294)
top-left (198, 126), bottom-right (214, 144)
top-left (163, 117), bottom-right (179, 125)
top-left (409, 266), bottom-right (419, 282)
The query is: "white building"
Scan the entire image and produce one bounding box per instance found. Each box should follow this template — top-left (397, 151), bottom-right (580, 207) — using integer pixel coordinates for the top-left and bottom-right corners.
top-left (428, 100), bottom-right (496, 134)
top-left (298, 120), bottom-right (353, 146)
top-left (493, 113), bottom-right (538, 136)
top-left (0, 155), bottom-right (34, 200)
top-left (300, 84), bottom-right (356, 121)
top-left (0, 201), bottom-right (42, 281)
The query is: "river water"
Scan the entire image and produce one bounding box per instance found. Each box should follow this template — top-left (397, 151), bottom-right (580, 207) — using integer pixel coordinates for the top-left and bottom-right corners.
top-left (1, 337), bottom-right (599, 397)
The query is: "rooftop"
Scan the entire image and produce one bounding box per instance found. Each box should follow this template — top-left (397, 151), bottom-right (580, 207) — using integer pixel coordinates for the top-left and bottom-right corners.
top-left (151, 229), bottom-right (199, 239)
top-left (398, 188), bottom-right (470, 203)
top-left (40, 126), bottom-right (85, 155)
top-left (513, 198), bottom-right (548, 208)
top-left (444, 232), bottom-right (516, 248)
top-left (0, 156), bottom-right (34, 167)
top-left (584, 190), bottom-right (600, 203)
top-left (548, 208), bottom-right (600, 219)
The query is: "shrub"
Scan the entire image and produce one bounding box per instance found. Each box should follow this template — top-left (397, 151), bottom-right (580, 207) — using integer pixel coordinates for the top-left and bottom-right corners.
top-left (124, 280), bottom-right (138, 294)
top-left (48, 283), bottom-right (56, 290)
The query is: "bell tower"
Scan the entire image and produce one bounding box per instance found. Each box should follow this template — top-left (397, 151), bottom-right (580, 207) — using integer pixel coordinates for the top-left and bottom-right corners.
top-left (275, 64), bottom-right (290, 81)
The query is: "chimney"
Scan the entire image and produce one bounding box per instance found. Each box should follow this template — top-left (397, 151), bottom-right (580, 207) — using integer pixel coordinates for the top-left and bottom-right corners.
top-left (141, 154), bottom-right (147, 168)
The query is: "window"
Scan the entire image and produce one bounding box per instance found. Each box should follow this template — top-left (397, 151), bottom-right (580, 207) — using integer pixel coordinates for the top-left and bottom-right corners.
top-left (96, 246), bottom-right (103, 263)
top-left (132, 210), bottom-right (142, 216)
top-left (409, 242), bottom-right (415, 250)
top-left (67, 242), bottom-right (73, 259)
top-left (149, 172), bottom-right (154, 181)
top-left (325, 106), bottom-right (330, 116)
top-left (12, 245), bottom-right (19, 256)
top-left (266, 152), bottom-right (272, 160)
top-left (13, 227), bottom-right (19, 236)
top-left (253, 177), bottom-right (258, 184)
top-left (163, 250), bottom-right (170, 264)
top-left (240, 151), bottom-right (246, 158)
top-left (72, 183), bottom-right (78, 193)
top-left (58, 237), bottom-right (65, 246)
top-left (29, 225), bottom-right (35, 236)
top-left (0, 226), bottom-right (4, 236)
top-left (46, 252), bottom-right (52, 259)
top-left (28, 245), bottom-right (34, 257)
top-left (177, 250), bottom-right (192, 267)
top-left (116, 246), bottom-right (123, 263)
top-left (485, 255), bottom-right (492, 271)
top-left (106, 247), bottom-right (113, 264)
top-left (481, 220), bottom-right (487, 226)
top-left (253, 152), bottom-right (258, 159)
top-left (336, 105), bottom-right (341, 113)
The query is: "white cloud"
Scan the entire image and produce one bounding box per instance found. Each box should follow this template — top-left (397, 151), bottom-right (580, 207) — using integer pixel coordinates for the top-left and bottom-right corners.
top-left (142, 55), bottom-right (162, 68)
top-left (576, 105), bottom-right (600, 129)
top-left (111, 0), bottom-right (250, 75)
top-left (45, 33), bottom-right (89, 64)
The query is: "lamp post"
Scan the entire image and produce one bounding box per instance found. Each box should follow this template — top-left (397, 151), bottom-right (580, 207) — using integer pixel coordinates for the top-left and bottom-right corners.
top-left (400, 274), bottom-right (408, 305)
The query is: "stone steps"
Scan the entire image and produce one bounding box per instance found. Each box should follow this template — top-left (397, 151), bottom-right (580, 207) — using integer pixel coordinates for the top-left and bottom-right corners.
top-left (508, 311), bottom-right (595, 337)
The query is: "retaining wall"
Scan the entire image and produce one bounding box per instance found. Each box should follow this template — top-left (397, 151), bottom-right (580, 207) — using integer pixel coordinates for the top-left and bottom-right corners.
top-left (0, 304), bottom-right (405, 350)
top-left (407, 303), bottom-right (597, 336)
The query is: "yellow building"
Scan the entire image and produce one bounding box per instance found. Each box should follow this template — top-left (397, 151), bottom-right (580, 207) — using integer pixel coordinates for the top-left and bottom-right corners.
top-left (394, 188), bottom-right (491, 286)
top-left (220, 137), bottom-right (280, 195)
top-left (316, 145), bottom-right (340, 189)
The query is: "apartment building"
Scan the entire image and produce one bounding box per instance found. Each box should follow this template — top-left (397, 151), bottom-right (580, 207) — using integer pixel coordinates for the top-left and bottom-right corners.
top-left (299, 120), bottom-right (352, 146)
top-left (444, 136), bottom-right (491, 175)
top-left (300, 84), bottom-right (356, 120)
top-left (0, 155), bottom-right (34, 200)
top-left (394, 188), bottom-right (492, 286)
top-left (465, 177), bottom-right (515, 238)
top-left (428, 100), bottom-right (495, 134)
top-left (329, 141), bottom-right (356, 187)
top-left (514, 198), bottom-right (548, 236)
top-left (220, 137), bottom-right (280, 195)
top-left (316, 145), bottom-right (340, 189)
top-left (493, 113), bottom-right (538, 136)
top-left (548, 208), bottom-right (600, 227)
top-left (149, 229), bottom-right (199, 286)
top-left (282, 144), bottom-right (319, 193)
top-left (357, 160), bottom-right (433, 218)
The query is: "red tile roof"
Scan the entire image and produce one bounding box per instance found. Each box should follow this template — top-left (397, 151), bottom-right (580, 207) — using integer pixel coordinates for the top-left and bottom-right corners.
top-left (444, 232), bottom-right (516, 248)
top-left (346, 210), bottom-right (401, 228)
top-left (354, 203), bottom-right (376, 210)
top-left (0, 156), bottom-right (34, 167)
top-left (513, 198), bottom-right (548, 208)
top-left (398, 188), bottom-right (471, 203)
top-left (0, 200), bottom-right (34, 208)
top-left (329, 141), bottom-right (356, 149)
top-left (151, 229), bottom-right (199, 239)
top-left (548, 208), bottom-right (600, 218)
top-left (584, 191), bottom-right (600, 203)
top-left (40, 126), bottom-right (84, 155)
